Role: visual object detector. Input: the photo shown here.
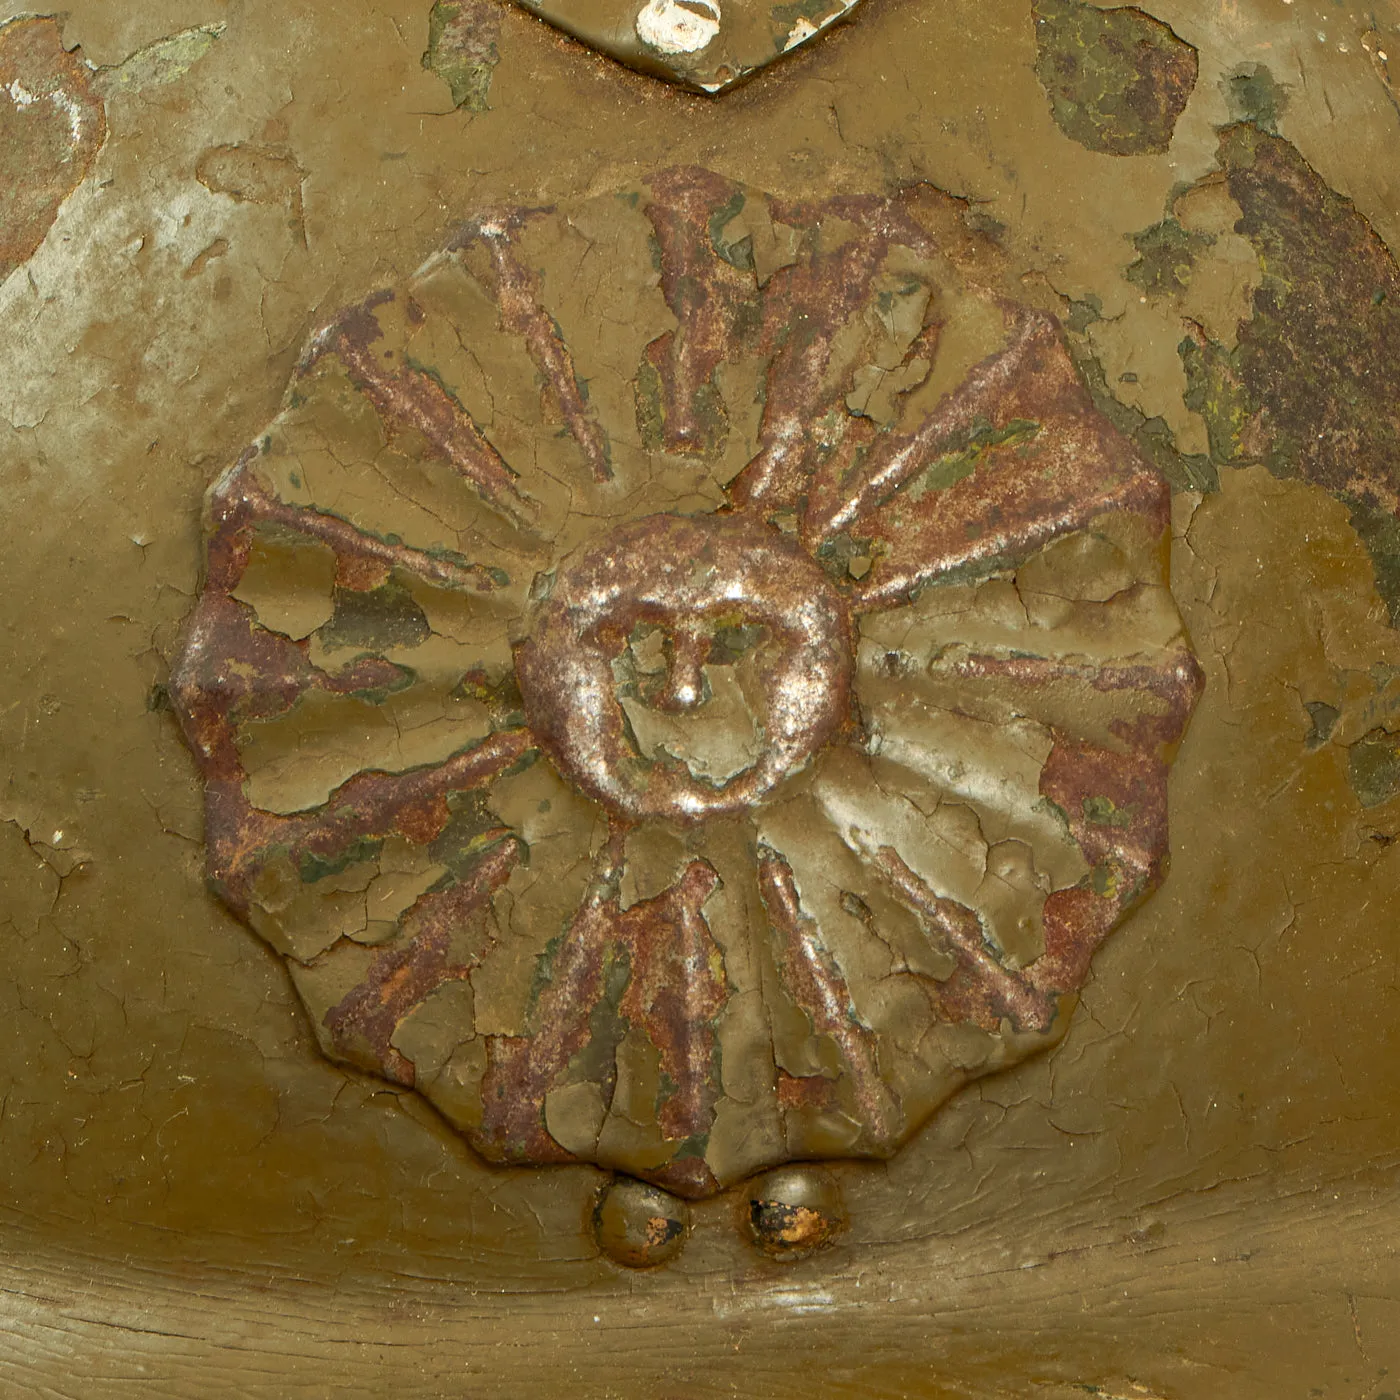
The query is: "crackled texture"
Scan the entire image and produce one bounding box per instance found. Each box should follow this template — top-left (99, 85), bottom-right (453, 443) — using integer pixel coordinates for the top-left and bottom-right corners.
top-left (508, 0), bottom-right (860, 93)
top-left (170, 174), bottom-right (1200, 1197)
top-left (6, 0), bottom-right (1400, 1391)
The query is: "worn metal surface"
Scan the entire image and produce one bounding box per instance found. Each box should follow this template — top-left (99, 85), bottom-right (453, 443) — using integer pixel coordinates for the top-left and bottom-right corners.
top-left (4, 0), bottom-right (1400, 1390)
top-left (169, 172), bottom-right (1201, 1200)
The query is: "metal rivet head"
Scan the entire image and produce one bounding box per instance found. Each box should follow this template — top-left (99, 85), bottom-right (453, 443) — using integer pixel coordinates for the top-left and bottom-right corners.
top-left (743, 1166), bottom-right (846, 1258)
top-left (593, 1176), bottom-right (690, 1268)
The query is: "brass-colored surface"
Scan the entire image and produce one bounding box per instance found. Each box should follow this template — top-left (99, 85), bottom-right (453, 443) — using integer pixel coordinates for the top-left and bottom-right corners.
top-left (2, 0), bottom-right (1399, 1394)
top-left (594, 1175), bottom-right (690, 1266)
top-left (166, 176), bottom-right (1198, 1198)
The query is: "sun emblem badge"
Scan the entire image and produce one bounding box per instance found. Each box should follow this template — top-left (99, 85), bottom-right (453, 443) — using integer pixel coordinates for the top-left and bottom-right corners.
top-left (170, 169), bottom-right (1201, 1263)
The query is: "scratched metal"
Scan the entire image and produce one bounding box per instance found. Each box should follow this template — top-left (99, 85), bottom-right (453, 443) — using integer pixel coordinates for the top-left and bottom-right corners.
top-left (170, 171), bottom-right (1202, 1200)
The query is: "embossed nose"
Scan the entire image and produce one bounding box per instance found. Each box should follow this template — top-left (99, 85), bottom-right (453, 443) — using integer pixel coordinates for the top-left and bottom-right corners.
top-left (646, 622), bottom-right (715, 713)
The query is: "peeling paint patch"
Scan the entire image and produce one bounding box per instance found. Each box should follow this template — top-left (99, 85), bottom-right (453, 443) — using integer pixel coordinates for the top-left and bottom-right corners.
top-left (1221, 61), bottom-right (1288, 133)
top-left (1033, 0), bottom-right (1198, 156)
top-left (102, 24), bottom-right (224, 93)
top-left (1171, 121), bottom-right (1400, 622)
top-left (0, 17), bottom-right (105, 283)
top-left (1125, 219), bottom-right (1213, 299)
top-left (1349, 730), bottom-right (1400, 809)
top-left (423, 0), bottom-right (500, 113)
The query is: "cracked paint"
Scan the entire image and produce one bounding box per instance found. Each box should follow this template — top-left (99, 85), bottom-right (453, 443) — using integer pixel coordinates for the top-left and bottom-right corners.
top-left (2, 0), bottom-right (1399, 1385)
top-left (1033, 0), bottom-right (1198, 156)
top-left (169, 172), bottom-right (1200, 1198)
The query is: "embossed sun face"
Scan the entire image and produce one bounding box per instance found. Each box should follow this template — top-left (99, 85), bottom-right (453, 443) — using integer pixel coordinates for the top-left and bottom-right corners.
top-left (516, 511), bottom-right (854, 822)
top-left (171, 170), bottom-right (1201, 1199)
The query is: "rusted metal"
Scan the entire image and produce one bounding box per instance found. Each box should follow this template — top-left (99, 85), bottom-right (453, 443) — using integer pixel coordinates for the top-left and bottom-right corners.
top-left (451, 212), bottom-right (614, 482)
top-left (303, 291), bottom-right (539, 527)
top-left (515, 511), bottom-right (853, 824)
top-left (0, 17), bottom-right (106, 281)
top-left (170, 170), bottom-right (1202, 1201)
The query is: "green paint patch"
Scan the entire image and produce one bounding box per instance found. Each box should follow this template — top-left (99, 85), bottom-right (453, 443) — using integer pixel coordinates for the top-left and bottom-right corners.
top-left (1033, 0), bottom-right (1198, 156)
top-left (899, 418), bottom-right (1040, 504)
top-left (1344, 497), bottom-right (1400, 624)
top-left (429, 793), bottom-right (511, 878)
top-left (708, 190), bottom-right (755, 272)
top-left (320, 577), bottom-right (431, 652)
top-left (1349, 730), bottom-right (1400, 809)
top-left (1222, 63), bottom-right (1288, 133)
top-left (1126, 218), bottom-right (1214, 298)
top-left (300, 835), bottom-right (384, 884)
top-left (452, 667), bottom-right (525, 728)
top-left (1176, 120), bottom-right (1400, 622)
top-left (423, 0), bottom-right (500, 113)
top-left (1303, 700), bottom-right (1340, 751)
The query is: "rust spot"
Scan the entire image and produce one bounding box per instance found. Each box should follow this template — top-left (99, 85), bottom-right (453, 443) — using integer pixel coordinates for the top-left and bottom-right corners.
top-left (0, 18), bottom-right (105, 281)
top-left (477, 849), bottom-right (727, 1196)
top-left (303, 293), bottom-right (539, 527)
top-left (451, 211), bottom-right (613, 482)
top-left (758, 846), bottom-right (900, 1142)
top-left (171, 172), bottom-right (1201, 1200)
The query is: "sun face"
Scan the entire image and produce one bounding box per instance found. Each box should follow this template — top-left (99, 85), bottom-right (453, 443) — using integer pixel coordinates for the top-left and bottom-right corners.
top-left (170, 169), bottom-right (1201, 1200)
top-left (516, 511), bottom-right (855, 823)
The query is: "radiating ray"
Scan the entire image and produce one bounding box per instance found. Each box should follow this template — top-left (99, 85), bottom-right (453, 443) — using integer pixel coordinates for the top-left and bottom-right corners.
top-left (756, 845), bottom-right (900, 1144)
top-left (475, 838), bottom-right (728, 1196)
top-left (302, 291), bottom-right (539, 527)
top-left (859, 641), bottom-right (1198, 763)
top-left (870, 846), bottom-right (1056, 1032)
top-left (728, 194), bottom-right (940, 511)
top-left (798, 308), bottom-right (1167, 610)
top-left (211, 454), bottom-right (503, 594)
top-left (321, 836), bottom-right (522, 1085)
top-left (451, 213), bottom-right (614, 483)
top-left (641, 168), bottom-right (760, 458)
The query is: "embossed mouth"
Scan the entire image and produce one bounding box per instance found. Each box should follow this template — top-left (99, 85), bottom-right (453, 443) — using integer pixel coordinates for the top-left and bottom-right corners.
top-left (514, 511), bottom-right (854, 824)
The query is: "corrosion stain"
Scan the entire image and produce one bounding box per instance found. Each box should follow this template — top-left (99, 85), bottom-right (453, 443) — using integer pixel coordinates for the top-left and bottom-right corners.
top-left (1167, 122), bottom-right (1400, 626)
top-left (170, 171), bottom-right (1201, 1200)
top-left (0, 18), bottom-right (106, 282)
top-left (1033, 0), bottom-right (1198, 157)
top-left (423, 0), bottom-right (501, 113)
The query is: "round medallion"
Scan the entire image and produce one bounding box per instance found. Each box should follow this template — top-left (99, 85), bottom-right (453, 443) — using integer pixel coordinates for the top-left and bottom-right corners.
top-left (170, 170), bottom-right (1201, 1217)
